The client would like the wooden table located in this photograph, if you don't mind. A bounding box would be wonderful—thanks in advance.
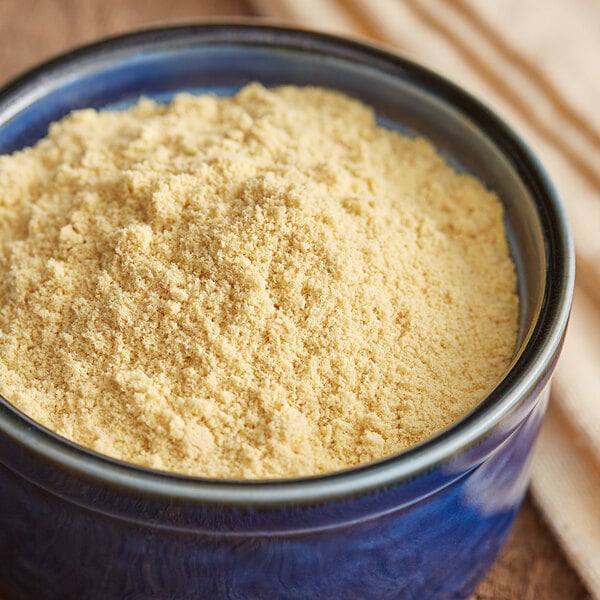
[0,1,590,598]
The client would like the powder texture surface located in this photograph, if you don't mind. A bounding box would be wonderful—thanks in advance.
[0,84,518,479]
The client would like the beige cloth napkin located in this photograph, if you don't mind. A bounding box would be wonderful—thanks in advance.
[249,1,600,597]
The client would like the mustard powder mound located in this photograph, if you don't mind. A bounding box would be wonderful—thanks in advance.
[0,84,518,479]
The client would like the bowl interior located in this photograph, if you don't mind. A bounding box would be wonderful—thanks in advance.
[0,25,570,501]
[0,32,543,354]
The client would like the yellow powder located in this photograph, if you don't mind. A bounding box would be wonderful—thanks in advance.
[0,83,518,479]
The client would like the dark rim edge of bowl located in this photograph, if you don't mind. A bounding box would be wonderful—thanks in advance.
[0,22,575,507]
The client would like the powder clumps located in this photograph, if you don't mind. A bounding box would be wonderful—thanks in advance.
[0,83,518,479]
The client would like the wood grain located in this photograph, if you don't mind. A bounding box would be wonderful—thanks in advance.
[0,0,590,598]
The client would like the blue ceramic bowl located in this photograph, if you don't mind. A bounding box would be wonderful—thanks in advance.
[0,24,574,600]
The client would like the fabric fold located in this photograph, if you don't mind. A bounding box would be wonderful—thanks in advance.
[532,402,600,598]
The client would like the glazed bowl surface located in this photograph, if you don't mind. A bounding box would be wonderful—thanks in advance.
[0,23,574,600]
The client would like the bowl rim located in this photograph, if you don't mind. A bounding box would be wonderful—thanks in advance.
[0,22,575,507]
